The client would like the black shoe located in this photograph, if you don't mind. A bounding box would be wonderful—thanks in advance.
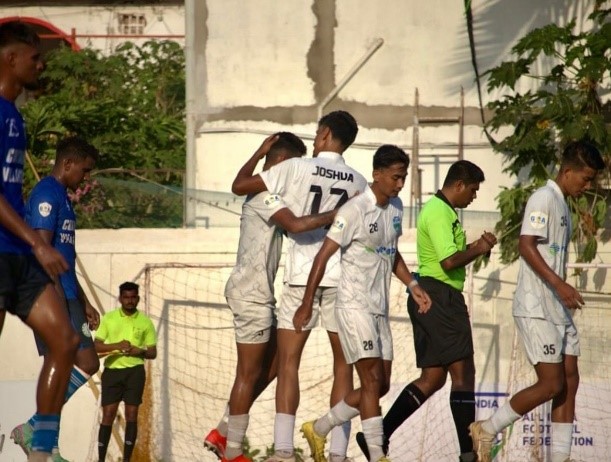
[356,431,389,460]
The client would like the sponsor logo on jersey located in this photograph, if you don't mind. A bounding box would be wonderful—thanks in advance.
[365,245,397,256]
[331,216,346,232]
[38,202,52,217]
[62,219,75,231]
[548,242,567,255]
[393,216,401,232]
[529,211,548,229]
[312,166,354,182]
[264,193,282,208]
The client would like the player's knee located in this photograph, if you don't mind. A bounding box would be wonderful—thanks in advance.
[79,354,100,376]
[236,364,262,385]
[541,378,565,399]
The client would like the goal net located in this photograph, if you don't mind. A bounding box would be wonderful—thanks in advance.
[87,261,611,462]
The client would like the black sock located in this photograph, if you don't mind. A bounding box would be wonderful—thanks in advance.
[98,424,112,462]
[383,382,427,438]
[124,421,138,462]
[449,390,476,454]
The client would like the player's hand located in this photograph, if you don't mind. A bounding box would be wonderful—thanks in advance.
[555,281,584,310]
[32,242,69,278]
[254,134,280,160]
[118,340,131,353]
[411,285,432,313]
[293,303,313,333]
[85,302,100,330]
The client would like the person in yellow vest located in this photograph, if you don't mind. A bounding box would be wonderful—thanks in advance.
[94,281,157,462]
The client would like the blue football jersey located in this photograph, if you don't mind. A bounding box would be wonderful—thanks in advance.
[0,96,29,254]
[26,176,78,299]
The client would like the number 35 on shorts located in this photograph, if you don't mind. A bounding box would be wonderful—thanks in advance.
[543,344,556,355]
[362,340,374,351]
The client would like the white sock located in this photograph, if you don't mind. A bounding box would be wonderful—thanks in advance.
[551,422,573,462]
[362,416,384,462]
[225,414,249,459]
[274,413,295,454]
[217,403,230,436]
[329,421,351,458]
[314,400,359,436]
[483,401,521,434]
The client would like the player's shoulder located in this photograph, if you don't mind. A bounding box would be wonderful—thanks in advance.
[389,196,403,210]
[30,176,63,199]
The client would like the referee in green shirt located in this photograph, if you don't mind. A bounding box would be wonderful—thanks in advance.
[95,281,157,462]
[357,160,497,462]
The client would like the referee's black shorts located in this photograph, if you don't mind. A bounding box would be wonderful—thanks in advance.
[101,364,146,406]
[407,276,473,368]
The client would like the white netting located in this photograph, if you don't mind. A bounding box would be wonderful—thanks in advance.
[86,261,611,462]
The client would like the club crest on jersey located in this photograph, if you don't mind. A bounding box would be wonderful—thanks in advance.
[528,211,548,229]
[331,216,347,233]
[38,202,52,217]
[81,322,92,338]
[393,216,401,232]
[264,194,282,208]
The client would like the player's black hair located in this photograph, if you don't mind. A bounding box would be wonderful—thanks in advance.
[561,140,605,171]
[119,281,139,294]
[373,144,410,170]
[56,136,99,163]
[318,110,358,150]
[0,21,40,49]
[443,160,485,187]
[268,132,306,161]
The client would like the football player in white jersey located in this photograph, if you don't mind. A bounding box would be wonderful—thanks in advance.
[470,141,605,462]
[205,132,341,462]
[294,145,431,462]
[232,111,368,462]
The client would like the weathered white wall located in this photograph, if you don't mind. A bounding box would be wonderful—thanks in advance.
[0,5,184,52]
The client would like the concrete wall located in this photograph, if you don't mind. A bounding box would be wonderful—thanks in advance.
[0,4,185,53]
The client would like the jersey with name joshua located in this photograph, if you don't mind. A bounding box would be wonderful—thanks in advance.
[259,151,368,287]
[326,187,403,315]
[25,176,78,299]
[224,191,288,304]
[513,179,572,325]
[0,96,30,254]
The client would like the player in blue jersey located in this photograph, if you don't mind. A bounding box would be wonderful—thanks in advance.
[11,136,101,461]
[0,21,79,462]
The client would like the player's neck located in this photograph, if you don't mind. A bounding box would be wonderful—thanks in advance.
[0,78,23,102]
[371,184,390,207]
[51,170,68,188]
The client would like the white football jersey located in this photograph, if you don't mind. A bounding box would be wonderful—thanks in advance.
[326,187,403,315]
[513,180,572,324]
[224,192,287,304]
[260,151,368,286]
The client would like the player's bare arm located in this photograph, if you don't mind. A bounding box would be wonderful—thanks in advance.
[77,279,100,330]
[293,237,340,332]
[519,234,584,310]
[393,250,432,313]
[0,195,68,277]
[33,227,68,307]
[271,207,337,234]
[441,231,497,271]
[231,134,279,195]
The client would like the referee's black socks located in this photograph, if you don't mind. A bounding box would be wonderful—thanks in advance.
[383,382,428,437]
